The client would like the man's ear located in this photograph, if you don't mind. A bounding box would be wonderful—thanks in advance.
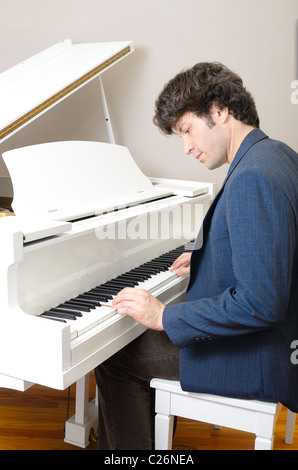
[212,103,229,123]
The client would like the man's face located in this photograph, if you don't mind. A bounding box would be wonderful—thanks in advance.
[176,109,229,170]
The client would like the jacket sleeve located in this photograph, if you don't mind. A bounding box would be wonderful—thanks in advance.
[163,166,296,348]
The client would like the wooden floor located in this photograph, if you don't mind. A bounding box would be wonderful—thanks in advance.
[0,372,297,450]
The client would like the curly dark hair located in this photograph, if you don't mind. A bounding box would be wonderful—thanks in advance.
[153,62,260,134]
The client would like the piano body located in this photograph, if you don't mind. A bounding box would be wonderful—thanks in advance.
[0,40,214,447]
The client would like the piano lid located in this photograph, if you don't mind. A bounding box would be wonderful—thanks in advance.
[0,39,134,143]
[2,141,172,222]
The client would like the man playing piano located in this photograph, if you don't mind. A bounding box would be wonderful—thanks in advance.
[95,62,298,449]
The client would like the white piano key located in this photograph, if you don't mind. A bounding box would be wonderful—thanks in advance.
[69,305,115,340]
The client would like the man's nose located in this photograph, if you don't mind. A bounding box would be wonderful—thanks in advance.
[184,140,195,155]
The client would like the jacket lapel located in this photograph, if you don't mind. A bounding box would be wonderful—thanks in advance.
[188,129,268,288]
[203,128,268,229]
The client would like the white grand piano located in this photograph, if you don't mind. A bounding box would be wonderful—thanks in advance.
[0,40,214,447]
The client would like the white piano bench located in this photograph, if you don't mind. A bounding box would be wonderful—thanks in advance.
[151,378,283,450]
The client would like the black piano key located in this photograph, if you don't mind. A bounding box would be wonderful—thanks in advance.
[112,277,140,284]
[118,274,149,282]
[79,294,110,303]
[154,255,172,261]
[93,287,120,295]
[127,270,152,279]
[41,315,67,323]
[52,307,83,317]
[51,307,82,317]
[59,301,91,312]
[89,284,115,297]
[85,290,118,299]
[75,294,103,304]
[104,280,138,288]
[78,293,105,301]
[159,252,179,258]
[141,263,167,272]
[164,253,182,260]
[148,258,172,265]
[94,284,119,291]
[70,298,99,308]
[113,277,136,284]
[136,266,161,274]
[156,260,173,267]
[151,260,172,267]
[42,310,78,320]
[150,260,170,266]
[82,289,113,299]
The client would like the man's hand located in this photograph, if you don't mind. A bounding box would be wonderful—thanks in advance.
[170,252,191,276]
[112,288,165,331]
[111,253,191,330]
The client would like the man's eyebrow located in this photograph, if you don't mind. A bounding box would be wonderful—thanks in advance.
[175,121,184,135]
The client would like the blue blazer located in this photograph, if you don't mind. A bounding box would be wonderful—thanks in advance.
[163,129,298,411]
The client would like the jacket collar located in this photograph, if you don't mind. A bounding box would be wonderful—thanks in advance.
[201,129,267,230]
[226,128,268,180]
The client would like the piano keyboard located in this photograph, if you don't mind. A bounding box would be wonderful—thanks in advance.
[41,244,189,340]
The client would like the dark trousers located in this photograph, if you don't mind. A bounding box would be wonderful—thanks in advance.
[95,329,179,450]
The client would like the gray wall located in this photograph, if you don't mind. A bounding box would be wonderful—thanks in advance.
[0,0,297,193]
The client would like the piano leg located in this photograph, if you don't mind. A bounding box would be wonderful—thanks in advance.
[0,373,34,391]
[64,374,98,448]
